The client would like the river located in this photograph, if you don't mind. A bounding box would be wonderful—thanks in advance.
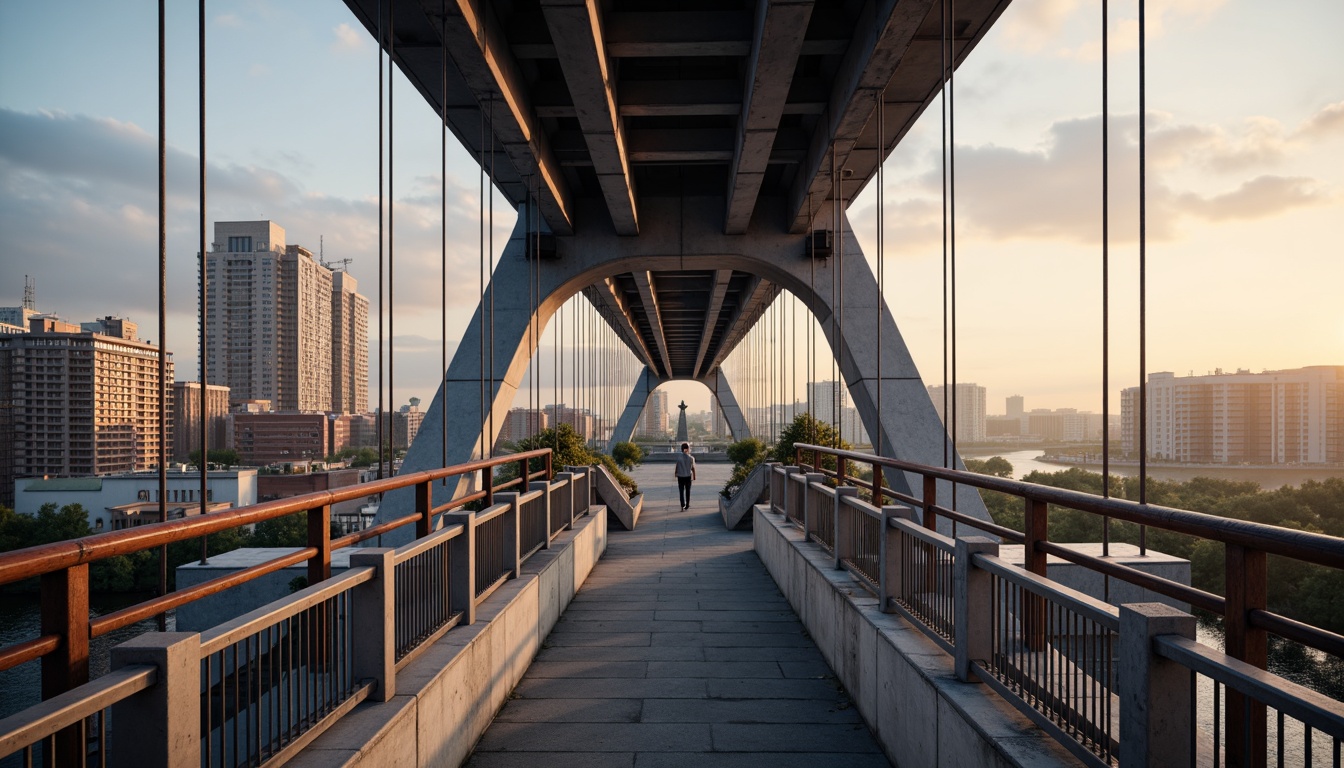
[960,448,1344,490]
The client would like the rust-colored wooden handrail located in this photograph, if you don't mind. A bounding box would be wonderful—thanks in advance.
[0,447,553,715]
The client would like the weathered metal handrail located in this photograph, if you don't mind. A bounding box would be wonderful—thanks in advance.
[0,663,156,764]
[0,447,552,765]
[1153,634,1344,764]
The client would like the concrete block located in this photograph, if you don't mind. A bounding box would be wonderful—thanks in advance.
[875,636,936,768]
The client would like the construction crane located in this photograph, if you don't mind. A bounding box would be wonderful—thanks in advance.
[317,236,353,272]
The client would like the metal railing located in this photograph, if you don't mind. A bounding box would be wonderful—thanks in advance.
[0,448,553,767]
[392,523,465,665]
[1154,634,1344,767]
[773,444,1344,766]
[198,566,374,767]
[0,664,155,767]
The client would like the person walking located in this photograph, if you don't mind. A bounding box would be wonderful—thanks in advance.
[674,442,697,510]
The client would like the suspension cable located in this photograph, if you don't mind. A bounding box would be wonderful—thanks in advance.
[157,0,168,628]
[478,94,486,461]
[940,0,949,472]
[876,88,884,455]
[488,96,495,457]
[441,5,448,476]
[197,0,208,564]
[949,0,959,527]
[377,0,386,480]
[1101,0,1112,556]
[1138,0,1148,553]
[389,0,397,464]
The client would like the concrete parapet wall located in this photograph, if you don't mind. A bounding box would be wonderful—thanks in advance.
[290,506,608,767]
[753,505,1079,768]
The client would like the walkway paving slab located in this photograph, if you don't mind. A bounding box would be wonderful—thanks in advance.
[464,463,891,767]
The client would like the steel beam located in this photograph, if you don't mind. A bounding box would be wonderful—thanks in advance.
[692,270,734,380]
[726,0,814,235]
[632,271,675,380]
[540,0,639,236]
[786,0,935,233]
[435,0,576,234]
[705,276,778,374]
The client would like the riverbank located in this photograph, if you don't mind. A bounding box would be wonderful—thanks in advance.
[960,448,1344,490]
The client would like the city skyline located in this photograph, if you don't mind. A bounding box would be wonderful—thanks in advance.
[1,0,1340,418]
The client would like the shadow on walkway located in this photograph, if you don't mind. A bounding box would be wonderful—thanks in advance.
[464,463,892,768]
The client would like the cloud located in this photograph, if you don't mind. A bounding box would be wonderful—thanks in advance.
[1173,175,1328,221]
[0,107,516,405]
[1006,0,1229,61]
[1297,101,1344,141]
[332,23,366,54]
[214,13,244,28]
[871,111,1332,248]
[1000,0,1081,55]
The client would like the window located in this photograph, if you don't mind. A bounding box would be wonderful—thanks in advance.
[228,236,253,252]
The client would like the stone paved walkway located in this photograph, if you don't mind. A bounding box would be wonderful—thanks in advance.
[464,462,891,768]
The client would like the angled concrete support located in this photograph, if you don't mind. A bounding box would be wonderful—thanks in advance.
[607,365,664,452]
[378,196,988,541]
[697,369,749,442]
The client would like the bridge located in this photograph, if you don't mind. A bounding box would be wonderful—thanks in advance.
[2,1,1343,767]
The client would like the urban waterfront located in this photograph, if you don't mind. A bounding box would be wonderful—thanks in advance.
[963,448,1344,491]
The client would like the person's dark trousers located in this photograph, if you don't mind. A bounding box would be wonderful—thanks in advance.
[677,476,692,508]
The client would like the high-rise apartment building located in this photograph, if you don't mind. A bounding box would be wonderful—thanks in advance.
[807,380,847,429]
[0,316,173,506]
[204,221,366,414]
[927,383,988,443]
[172,382,230,461]
[331,271,369,414]
[637,389,669,437]
[1122,367,1344,464]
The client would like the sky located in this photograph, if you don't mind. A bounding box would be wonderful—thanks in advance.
[1,0,1340,422]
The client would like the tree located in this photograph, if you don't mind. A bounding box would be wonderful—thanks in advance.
[188,448,241,467]
[770,413,850,467]
[505,423,640,495]
[611,441,645,471]
[965,456,1014,478]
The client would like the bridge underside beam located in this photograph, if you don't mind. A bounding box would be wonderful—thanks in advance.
[378,196,987,542]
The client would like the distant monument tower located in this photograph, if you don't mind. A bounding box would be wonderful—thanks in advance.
[675,400,689,443]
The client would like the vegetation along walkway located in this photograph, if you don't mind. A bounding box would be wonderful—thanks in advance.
[464,462,891,768]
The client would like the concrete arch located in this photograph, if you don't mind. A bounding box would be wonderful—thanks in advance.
[376,196,987,541]
[606,366,750,453]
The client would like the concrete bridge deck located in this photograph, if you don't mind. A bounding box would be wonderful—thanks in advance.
[465,463,890,768]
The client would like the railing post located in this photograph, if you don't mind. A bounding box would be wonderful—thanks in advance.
[307,504,332,587]
[531,481,554,549]
[879,505,915,614]
[444,512,476,625]
[545,450,553,480]
[833,486,858,570]
[518,457,529,487]
[870,460,882,505]
[1224,543,1268,767]
[800,473,823,542]
[483,464,494,508]
[813,447,821,475]
[40,564,89,766]
[837,455,846,483]
[348,548,395,701]
[921,474,938,531]
[504,498,521,578]
[954,537,998,682]
[415,480,432,539]
[1023,497,1049,651]
[109,632,200,768]
[1119,603,1195,768]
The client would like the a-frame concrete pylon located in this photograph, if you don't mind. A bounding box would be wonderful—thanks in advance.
[605,366,751,453]
[376,197,987,543]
